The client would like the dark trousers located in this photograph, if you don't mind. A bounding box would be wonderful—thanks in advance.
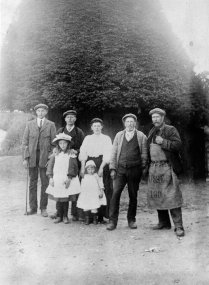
[29,166,48,211]
[57,201,69,219]
[109,165,142,224]
[157,207,183,229]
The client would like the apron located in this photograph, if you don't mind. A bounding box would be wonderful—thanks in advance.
[147,143,183,210]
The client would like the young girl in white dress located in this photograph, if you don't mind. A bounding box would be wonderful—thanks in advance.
[46,133,81,224]
[77,160,107,225]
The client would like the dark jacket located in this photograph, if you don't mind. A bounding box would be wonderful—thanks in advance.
[148,124,183,175]
[57,126,84,153]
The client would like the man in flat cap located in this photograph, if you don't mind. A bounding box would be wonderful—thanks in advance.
[107,113,148,230]
[51,110,85,221]
[147,108,184,237]
[22,103,56,216]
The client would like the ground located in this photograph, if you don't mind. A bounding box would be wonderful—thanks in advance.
[0,156,209,285]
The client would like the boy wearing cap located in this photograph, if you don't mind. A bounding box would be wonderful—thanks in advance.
[107,114,148,230]
[22,104,56,217]
[147,108,184,237]
[54,110,84,221]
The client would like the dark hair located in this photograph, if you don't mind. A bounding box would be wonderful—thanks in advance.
[56,140,74,153]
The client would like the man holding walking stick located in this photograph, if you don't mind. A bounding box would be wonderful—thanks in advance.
[22,104,56,217]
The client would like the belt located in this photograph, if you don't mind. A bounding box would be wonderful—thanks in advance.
[151,160,168,165]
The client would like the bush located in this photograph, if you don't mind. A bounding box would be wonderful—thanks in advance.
[0,112,35,155]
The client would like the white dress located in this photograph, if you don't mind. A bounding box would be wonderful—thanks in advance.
[46,152,81,199]
[77,173,107,211]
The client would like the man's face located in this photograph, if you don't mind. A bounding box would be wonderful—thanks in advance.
[65,115,76,126]
[152,113,164,127]
[124,117,136,132]
[36,108,48,119]
[91,122,103,134]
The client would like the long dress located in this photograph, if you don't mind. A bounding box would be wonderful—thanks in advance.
[77,173,107,211]
[46,152,81,202]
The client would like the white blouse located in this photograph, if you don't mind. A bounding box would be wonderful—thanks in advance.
[79,134,112,164]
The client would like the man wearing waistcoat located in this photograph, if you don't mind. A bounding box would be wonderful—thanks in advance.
[107,114,148,230]
[22,104,56,217]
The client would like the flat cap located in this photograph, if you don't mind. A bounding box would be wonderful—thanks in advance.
[122,113,137,122]
[53,133,72,143]
[63,110,77,117]
[149,108,166,116]
[34,103,48,111]
[90,118,103,125]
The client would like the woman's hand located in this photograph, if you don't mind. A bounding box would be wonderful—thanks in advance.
[49,178,54,187]
[79,168,85,178]
[23,159,29,169]
[110,170,116,180]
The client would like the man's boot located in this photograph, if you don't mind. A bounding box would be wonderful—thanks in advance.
[106,220,117,231]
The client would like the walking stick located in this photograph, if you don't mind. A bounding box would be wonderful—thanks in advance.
[24,166,29,215]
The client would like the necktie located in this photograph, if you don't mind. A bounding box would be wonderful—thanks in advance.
[40,119,42,129]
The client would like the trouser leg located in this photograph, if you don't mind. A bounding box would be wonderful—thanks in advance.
[157,210,171,227]
[29,167,38,211]
[127,166,142,223]
[39,167,49,210]
[63,202,69,217]
[100,165,113,219]
[109,173,127,224]
[170,207,183,229]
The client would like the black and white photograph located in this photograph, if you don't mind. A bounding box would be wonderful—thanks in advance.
[0,0,209,284]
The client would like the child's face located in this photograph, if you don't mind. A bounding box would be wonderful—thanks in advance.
[86,166,95,175]
[58,140,68,151]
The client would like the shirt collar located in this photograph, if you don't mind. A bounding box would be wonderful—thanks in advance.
[66,125,75,132]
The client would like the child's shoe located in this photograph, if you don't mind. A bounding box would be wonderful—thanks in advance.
[93,214,98,225]
[84,215,90,225]
[63,216,70,224]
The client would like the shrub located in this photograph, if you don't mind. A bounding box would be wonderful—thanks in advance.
[0,112,35,155]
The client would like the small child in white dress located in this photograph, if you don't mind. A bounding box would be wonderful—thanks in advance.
[77,160,107,225]
[46,133,81,224]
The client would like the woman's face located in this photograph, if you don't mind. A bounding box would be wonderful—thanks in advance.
[58,140,68,151]
[91,122,103,134]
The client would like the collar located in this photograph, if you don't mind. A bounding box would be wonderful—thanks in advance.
[37,118,45,123]
[125,128,136,134]
[66,125,75,132]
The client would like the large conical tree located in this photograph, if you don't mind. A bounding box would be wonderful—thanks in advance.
[1,0,193,122]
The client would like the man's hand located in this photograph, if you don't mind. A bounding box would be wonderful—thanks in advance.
[23,159,29,169]
[141,167,148,181]
[155,135,163,145]
[110,170,116,180]
[49,178,54,187]
[64,178,71,189]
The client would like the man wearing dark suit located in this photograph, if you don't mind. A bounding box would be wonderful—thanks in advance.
[22,103,56,217]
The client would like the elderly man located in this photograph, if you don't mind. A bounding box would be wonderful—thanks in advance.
[107,113,148,230]
[22,103,56,217]
[147,108,184,237]
[51,110,85,221]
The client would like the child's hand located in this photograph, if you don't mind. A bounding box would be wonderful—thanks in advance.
[99,189,104,199]
[49,178,54,187]
[64,178,71,189]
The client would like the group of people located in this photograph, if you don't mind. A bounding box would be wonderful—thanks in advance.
[22,103,185,237]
